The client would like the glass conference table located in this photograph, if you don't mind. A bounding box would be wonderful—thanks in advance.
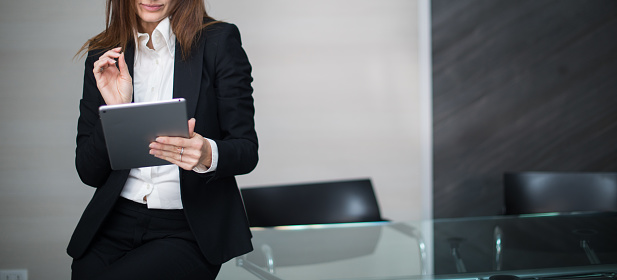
[218,212,617,280]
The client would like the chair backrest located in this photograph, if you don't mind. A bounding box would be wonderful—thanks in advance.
[240,178,384,227]
[503,172,617,215]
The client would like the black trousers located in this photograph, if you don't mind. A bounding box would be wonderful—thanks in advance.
[71,198,221,280]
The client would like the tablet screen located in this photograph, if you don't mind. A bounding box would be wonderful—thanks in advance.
[99,98,189,170]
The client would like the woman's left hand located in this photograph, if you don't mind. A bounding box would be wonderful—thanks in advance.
[149,118,212,170]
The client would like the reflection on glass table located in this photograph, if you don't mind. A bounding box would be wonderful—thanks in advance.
[218,212,617,280]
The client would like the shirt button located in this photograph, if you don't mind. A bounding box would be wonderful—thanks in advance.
[146,184,152,190]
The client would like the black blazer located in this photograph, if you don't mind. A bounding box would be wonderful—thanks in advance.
[67,22,257,265]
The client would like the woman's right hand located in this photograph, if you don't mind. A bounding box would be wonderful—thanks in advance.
[93,47,133,105]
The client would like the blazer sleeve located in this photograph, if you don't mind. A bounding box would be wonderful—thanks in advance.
[75,50,113,187]
[209,24,259,179]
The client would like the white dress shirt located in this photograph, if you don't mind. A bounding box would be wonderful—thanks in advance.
[120,17,218,209]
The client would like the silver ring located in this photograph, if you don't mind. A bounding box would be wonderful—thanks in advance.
[180,147,184,162]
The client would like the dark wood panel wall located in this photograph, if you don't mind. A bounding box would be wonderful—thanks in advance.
[432,0,617,218]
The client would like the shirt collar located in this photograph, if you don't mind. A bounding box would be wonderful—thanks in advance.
[136,17,176,57]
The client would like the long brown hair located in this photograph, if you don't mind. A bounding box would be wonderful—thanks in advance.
[77,0,218,59]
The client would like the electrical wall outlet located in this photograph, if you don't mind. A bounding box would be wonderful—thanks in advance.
[0,270,28,280]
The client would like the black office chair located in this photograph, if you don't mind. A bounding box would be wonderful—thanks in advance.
[503,172,617,215]
[240,178,385,227]
[237,179,387,278]
[499,172,617,268]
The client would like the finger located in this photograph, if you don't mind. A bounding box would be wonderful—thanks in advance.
[188,118,196,137]
[94,57,117,74]
[150,149,197,170]
[118,52,130,77]
[149,141,182,153]
[103,47,122,57]
[104,57,117,68]
[98,50,121,64]
[150,147,194,165]
[93,62,103,77]
[150,148,182,161]
[158,156,194,171]
[155,136,191,149]
[93,58,107,72]
[97,49,121,67]
[150,139,200,160]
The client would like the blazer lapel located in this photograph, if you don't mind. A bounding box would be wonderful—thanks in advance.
[173,36,206,118]
[124,42,136,102]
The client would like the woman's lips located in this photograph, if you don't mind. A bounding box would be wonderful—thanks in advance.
[140,4,164,12]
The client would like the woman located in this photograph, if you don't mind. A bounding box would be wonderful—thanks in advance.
[68,0,258,279]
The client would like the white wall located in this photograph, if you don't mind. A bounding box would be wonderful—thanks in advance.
[0,1,430,279]
[207,0,429,222]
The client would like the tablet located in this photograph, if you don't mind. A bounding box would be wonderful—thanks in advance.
[99,98,189,170]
